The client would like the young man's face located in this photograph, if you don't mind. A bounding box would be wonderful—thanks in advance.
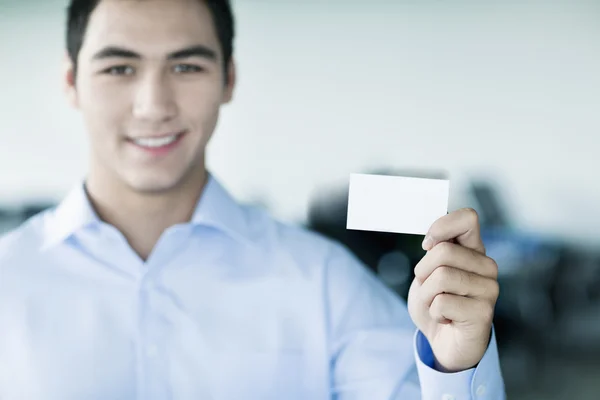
[65,0,234,194]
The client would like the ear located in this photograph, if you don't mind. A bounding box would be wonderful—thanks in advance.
[222,58,236,104]
[63,52,79,109]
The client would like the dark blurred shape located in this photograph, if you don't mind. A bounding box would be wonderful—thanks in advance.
[0,202,55,234]
[22,204,53,220]
[469,181,510,228]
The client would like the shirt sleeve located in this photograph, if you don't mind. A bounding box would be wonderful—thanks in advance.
[415,327,506,400]
[324,242,506,400]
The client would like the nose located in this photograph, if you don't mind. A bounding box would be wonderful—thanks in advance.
[132,73,177,123]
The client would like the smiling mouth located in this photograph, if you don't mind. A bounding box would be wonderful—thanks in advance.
[125,131,188,156]
[128,131,186,148]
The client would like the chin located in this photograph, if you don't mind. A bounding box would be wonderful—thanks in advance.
[123,173,184,194]
[120,158,205,195]
[126,167,204,195]
[127,181,179,195]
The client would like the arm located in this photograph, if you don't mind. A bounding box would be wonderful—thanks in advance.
[325,243,505,399]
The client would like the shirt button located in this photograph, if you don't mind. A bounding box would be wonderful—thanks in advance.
[146,344,158,358]
[442,395,456,400]
[476,384,486,396]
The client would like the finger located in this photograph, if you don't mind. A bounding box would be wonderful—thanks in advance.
[414,242,498,283]
[419,266,500,308]
[430,293,495,325]
[422,208,485,254]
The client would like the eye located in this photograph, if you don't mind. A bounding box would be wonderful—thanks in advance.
[102,66,135,76]
[173,64,204,74]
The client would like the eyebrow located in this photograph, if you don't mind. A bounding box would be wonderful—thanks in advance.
[91,45,218,62]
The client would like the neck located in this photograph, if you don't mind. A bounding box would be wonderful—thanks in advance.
[85,164,208,261]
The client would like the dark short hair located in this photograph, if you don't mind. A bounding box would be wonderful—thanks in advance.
[66,0,235,83]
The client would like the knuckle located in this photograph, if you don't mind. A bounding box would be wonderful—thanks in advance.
[433,266,453,284]
[487,257,499,278]
[430,293,445,312]
[413,259,425,281]
[490,280,500,299]
[480,278,499,300]
[438,293,452,307]
[464,207,479,222]
[433,241,454,261]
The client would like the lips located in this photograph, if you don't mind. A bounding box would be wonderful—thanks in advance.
[127,130,187,155]
[131,133,181,148]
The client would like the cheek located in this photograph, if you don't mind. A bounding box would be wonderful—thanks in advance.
[82,82,131,115]
[177,81,224,115]
[177,85,223,134]
[79,82,131,137]
[77,82,131,157]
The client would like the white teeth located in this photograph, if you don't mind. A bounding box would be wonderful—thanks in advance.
[133,134,179,148]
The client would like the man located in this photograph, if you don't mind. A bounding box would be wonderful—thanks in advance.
[0,0,504,398]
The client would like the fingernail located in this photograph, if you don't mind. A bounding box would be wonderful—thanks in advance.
[422,235,433,250]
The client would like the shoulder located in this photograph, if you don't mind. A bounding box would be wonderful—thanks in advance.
[241,205,363,275]
[0,211,49,266]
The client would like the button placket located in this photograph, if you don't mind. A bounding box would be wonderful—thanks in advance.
[137,274,170,399]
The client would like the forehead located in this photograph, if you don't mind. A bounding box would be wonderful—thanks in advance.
[81,0,220,58]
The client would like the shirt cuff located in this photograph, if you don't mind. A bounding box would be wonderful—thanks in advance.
[413,327,505,400]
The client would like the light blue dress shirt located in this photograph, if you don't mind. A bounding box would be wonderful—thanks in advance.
[0,175,504,399]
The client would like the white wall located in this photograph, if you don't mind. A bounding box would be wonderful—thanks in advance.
[1,1,599,246]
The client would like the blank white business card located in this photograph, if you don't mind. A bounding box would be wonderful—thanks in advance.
[346,173,449,235]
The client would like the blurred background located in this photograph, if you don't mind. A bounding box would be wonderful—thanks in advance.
[1,0,599,398]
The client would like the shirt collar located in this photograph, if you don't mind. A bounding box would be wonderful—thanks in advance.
[189,174,252,244]
[42,174,252,250]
